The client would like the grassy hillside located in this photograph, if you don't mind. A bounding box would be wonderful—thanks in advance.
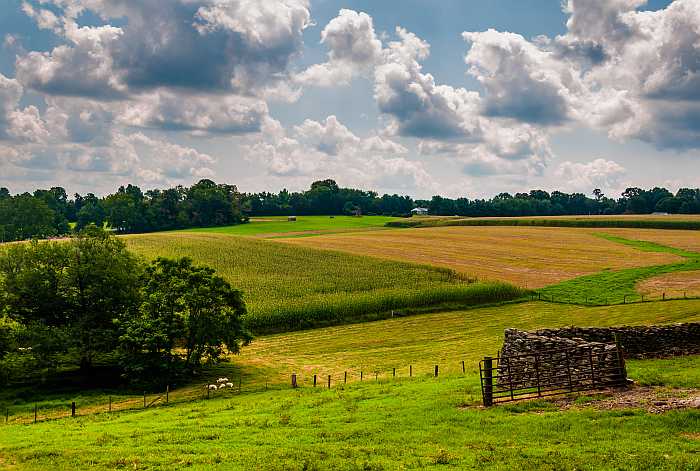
[4,299,699,424]
[124,233,523,333]
[185,215,399,238]
[1,360,698,469]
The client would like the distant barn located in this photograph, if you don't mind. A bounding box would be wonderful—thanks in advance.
[411,207,429,216]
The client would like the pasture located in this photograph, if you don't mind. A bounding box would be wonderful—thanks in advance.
[1,299,699,469]
[282,226,682,288]
[185,215,398,238]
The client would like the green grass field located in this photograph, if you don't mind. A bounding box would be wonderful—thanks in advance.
[539,234,700,304]
[124,232,523,333]
[186,215,399,238]
[2,297,700,469]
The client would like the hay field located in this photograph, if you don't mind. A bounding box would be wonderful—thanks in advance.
[594,228,700,252]
[637,271,700,298]
[282,226,682,288]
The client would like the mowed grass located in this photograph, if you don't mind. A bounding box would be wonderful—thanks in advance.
[234,300,700,385]
[123,232,523,333]
[539,234,700,304]
[185,215,399,238]
[2,301,699,469]
[282,226,681,288]
[596,227,700,253]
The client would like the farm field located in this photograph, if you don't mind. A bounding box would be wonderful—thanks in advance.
[281,226,682,288]
[638,271,700,298]
[595,227,700,253]
[388,214,700,230]
[4,298,699,424]
[123,232,522,333]
[1,300,699,470]
[184,215,399,238]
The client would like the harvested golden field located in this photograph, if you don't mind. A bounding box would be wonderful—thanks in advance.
[594,228,700,253]
[282,226,682,288]
[637,271,700,298]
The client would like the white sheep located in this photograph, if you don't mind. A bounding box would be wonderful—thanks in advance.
[216,377,229,384]
[208,384,218,390]
[226,382,234,388]
[218,383,227,389]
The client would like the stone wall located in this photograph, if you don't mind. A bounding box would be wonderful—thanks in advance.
[528,323,700,359]
[497,329,624,391]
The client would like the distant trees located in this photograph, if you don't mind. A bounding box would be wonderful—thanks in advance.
[0,229,250,387]
[2,180,700,242]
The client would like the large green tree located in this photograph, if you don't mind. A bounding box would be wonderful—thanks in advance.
[120,257,251,383]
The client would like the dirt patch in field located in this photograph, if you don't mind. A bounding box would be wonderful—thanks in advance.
[282,226,682,288]
[554,387,700,414]
[637,271,700,298]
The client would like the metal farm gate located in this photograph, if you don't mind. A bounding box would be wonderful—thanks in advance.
[479,346,628,406]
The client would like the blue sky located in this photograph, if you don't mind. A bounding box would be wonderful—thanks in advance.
[1,0,698,198]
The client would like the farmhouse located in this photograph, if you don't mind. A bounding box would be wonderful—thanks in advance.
[411,207,429,216]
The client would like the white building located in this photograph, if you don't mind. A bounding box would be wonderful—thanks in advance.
[411,207,429,216]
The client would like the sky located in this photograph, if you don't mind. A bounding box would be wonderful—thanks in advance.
[0,0,699,199]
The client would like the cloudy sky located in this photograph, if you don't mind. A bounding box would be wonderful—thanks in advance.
[1,0,699,198]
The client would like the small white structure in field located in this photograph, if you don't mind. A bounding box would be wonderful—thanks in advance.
[411,207,429,216]
[288,216,297,222]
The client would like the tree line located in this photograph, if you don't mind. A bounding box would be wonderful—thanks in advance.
[2,179,699,241]
[0,228,251,388]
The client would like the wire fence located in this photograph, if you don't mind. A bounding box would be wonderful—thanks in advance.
[2,360,474,426]
[531,290,700,306]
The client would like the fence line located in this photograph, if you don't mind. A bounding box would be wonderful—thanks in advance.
[2,361,474,426]
[532,291,700,306]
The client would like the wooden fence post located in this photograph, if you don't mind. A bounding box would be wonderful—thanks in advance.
[291,374,297,388]
[663,292,666,301]
[534,354,542,397]
[462,360,465,374]
[483,357,493,407]
[434,365,439,377]
[360,371,363,381]
[71,401,76,417]
[313,374,317,387]
[34,404,37,423]
[393,367,396,378]
[166,385,169,404]
[328,375,331,389]
[109,396,112,412]
[344,371,347,384]
[143,392,146,408]
[409,365,412,377]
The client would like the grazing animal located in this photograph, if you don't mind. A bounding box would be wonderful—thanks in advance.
[216,377,229,384]
[226,382,234,388]
[208,384,218,390]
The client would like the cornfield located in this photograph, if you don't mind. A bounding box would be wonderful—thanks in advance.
[124,233,525,333]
